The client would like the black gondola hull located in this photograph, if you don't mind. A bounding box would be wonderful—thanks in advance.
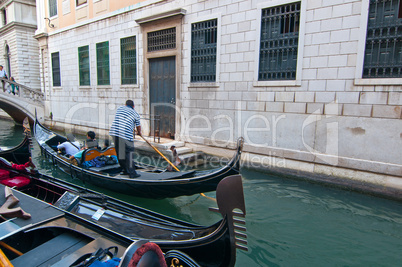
[34,116,243,199]
[0,157,247,267]
[0,134,31,165]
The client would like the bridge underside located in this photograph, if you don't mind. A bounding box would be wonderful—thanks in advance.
[0,100,35,125]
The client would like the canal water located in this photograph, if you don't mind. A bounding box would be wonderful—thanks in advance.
[1,119,402,266]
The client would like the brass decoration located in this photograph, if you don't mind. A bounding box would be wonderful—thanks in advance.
[170,258,183,267]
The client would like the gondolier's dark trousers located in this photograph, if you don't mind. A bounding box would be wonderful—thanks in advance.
[112,136,138,178]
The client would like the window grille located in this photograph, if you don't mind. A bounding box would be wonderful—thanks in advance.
[191,19,217,83]
[363,0,402,78]
[51,52,61,87]
[49,0,57,17]
[147,28,176,52]
[121,36,137,84]
[259,3,300,81]
[78,46,90,86]
[96,41,110,85]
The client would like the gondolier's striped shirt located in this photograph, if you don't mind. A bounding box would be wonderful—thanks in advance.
[109,105,141,141]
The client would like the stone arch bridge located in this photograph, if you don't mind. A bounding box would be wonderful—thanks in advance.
[0,78,45,124]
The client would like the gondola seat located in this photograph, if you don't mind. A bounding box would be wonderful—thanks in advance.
[102,147,118,157]
[82,149,102,163]
[0,169,10,179]
[0,176,30,188]
[82,147,117,162]
[11,230,91,266]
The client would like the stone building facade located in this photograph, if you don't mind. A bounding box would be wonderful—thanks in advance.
[34,0,401,190]
[0,0,40,90]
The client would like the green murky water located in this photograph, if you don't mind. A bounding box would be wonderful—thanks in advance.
[1,119,401,266]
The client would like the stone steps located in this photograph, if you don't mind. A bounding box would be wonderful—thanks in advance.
[133,138,208,165]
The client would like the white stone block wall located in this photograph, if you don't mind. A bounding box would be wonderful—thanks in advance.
[0,0,40,91]
[42,0,401,178]
[0,25,40,90]
[15,26,41,90]
[177,0,401,176]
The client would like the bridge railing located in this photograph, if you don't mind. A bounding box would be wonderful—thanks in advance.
[1,78,44,104]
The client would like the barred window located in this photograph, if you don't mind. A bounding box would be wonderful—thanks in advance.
[51,52,61,87]
[78,46,90,86]
[259,3,300,81]
[121,36,137,84]
[96,41,110,85]
[147,28,176,52]
[191,19,217,83]
[363,0,402,78]
[49,0,57,17]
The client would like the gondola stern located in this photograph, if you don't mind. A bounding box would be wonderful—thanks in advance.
[214,174,248,265]
[0,118,33,165]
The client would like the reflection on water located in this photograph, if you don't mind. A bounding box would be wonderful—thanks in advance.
[0,121,25,148]
[1,118,402,266]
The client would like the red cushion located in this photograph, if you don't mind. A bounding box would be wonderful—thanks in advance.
[0,169,10,180]
[0,176,30,188]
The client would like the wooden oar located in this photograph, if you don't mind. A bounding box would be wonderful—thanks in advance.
[0,241,23,256]
[0,247,15,266]
[200,193,216,202]
[139,135,180,172]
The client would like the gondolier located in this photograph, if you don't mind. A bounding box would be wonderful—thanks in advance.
[109,100,142,178]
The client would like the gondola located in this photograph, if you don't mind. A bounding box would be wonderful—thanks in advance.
[0,157,247,266]
[34,114,243,199]
[0,118,32,165]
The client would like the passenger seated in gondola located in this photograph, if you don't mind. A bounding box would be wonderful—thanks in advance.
[57,134,80,157]
[85,131,99,149]
[68,131,99,164]
[167,145,182,171]
[68,150,84,166]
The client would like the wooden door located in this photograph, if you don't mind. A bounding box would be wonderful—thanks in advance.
[149,56,176,139]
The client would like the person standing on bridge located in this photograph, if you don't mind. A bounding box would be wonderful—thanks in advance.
[109,100,142,178]
[9,77,19,95]
[0,65,8,92]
